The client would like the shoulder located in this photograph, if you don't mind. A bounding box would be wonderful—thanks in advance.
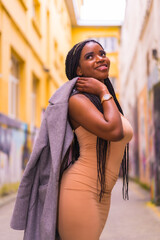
[69,92,89,102]
[69,93,95,110]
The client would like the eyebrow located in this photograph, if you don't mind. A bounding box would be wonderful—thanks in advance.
[84,51,94,58]
[84,50,105,58]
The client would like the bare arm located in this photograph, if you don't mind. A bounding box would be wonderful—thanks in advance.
[69,77,124,141]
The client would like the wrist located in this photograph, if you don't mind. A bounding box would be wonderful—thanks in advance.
[101,93,113,104]
[99,88,109,99]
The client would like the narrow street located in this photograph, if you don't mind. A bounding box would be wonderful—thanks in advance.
[100,179,160,240]
[0,199,24,240]
[0,0,160,239]
[0,179,160,240]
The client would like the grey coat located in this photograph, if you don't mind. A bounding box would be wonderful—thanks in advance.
[10,77,78,240]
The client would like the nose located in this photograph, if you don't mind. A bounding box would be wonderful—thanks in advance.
[95,54,104,62]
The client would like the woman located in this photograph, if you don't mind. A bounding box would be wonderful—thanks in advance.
[58,39,133,240]
[10,39,133,240]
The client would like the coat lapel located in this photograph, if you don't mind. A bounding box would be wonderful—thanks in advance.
[49,77,77,105]
[47,77,77,177]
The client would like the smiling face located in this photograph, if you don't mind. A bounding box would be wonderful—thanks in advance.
[76,41,110,81]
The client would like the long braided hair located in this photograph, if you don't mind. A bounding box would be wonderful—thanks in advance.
[65,39,129,201]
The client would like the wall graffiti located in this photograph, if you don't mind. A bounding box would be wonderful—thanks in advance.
[137,86,150,185]
[0,113,37,187]
[147,89,155,200]
[153,83,160,203]
[147,66,160,203]
[128,102,139,178]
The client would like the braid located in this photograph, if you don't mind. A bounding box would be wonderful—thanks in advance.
[65,39,129,201]
[104,78,129,200]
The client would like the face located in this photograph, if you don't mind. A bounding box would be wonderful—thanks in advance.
[76,42,110,81]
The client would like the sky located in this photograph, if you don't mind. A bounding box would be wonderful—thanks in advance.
[78,0,126,26]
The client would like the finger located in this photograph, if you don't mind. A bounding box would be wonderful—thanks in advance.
[76,84,88,91]
[76,86,84,92]
[76,80,88,85]
[76,80,85,85]
[76,82,91,91]
[78,77,95,81]
[77,77,90,81]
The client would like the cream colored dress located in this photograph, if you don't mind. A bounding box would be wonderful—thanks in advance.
[58,116,133,240]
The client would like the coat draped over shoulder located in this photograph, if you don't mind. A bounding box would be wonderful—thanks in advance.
[10,78,78,240]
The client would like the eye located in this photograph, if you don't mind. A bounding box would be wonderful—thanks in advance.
[86,54,93,60]
[100,51,106,57]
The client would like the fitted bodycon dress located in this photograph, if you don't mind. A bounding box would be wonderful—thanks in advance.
[58,115,133,240]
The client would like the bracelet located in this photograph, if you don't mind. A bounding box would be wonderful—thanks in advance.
[101,94,112,104]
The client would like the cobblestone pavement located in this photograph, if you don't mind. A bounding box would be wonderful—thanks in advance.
[0,179,160,240]
[100,179,160,240]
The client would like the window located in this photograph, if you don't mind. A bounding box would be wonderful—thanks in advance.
[19,0,28,11]
[53,40,59,69]
[32,0,40,23]
[32,0,41,36]
[46,11,50,65]
[9,55,21,118]
[93,37,118,53]
[104,37,118,53]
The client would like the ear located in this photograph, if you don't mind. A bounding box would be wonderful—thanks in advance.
[76,66,83,76]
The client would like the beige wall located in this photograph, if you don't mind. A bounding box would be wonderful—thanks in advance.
[119,0,160,189]
[119,0,159,113]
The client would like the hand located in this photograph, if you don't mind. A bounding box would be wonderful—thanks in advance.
[76,77,109,97]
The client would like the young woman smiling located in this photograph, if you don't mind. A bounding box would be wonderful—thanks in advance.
[58,40,133,240]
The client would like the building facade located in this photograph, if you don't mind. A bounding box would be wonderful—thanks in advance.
[0,0,72,127]
[0,0,72,191]
[119,0,160,203]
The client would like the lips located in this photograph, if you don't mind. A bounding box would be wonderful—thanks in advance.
[95,64,108,71]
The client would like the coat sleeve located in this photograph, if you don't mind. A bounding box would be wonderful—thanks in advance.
[10,117,49,230]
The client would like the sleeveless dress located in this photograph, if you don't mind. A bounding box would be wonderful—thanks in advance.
[58,116,133,240]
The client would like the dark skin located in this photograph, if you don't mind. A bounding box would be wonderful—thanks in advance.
[69,42,124,141]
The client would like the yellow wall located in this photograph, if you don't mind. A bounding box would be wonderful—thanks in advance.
[0,0,72,127]
[72,26,120,44]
